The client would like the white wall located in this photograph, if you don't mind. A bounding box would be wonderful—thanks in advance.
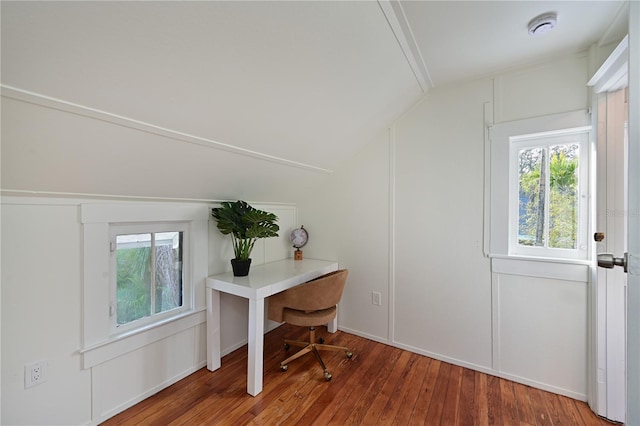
[297,130,391,341]
[298,52,594,399]
[1,197,296,425]
[0,93,331,203]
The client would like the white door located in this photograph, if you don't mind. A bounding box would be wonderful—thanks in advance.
[593,88,627,423]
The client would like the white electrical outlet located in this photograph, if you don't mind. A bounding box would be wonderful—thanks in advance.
[25,360,48,388]
[372,291,382,306]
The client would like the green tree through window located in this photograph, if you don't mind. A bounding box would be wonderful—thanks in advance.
[116,232,183,326]
[518,143,579,249]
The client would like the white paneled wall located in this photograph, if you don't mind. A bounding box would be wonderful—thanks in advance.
[1,197,296,425]
[297,130,391,342]
[393,78,493,370]
[494,272,588,398]
[298,54,593,399]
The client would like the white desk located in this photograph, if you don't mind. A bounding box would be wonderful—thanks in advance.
[205,258,339,396]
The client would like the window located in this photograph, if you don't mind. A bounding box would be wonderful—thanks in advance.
[81,202,208,368]
[110,222,189,333]
[487,110,592,263]
[509,128,589,259]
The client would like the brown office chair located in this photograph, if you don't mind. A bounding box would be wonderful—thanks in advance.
[267,269,352,381]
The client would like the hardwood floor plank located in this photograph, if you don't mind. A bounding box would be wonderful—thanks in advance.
[422,361,451,424]
[389,355,433,425]
[327,344,398,425]
[499,378,519,425]
[474,371,490,426]
[557,395,593,425]
[528,386,554,425]
[376,353,421,424]
[102,329,618,426]
[342,346,406,425]
[294,336,376,425]
[486,374,503,426]
[456,367,476,426]
[359,349,413,424]
[440,364,464,425]
[308,338,386,425]
[411,353,442,424]
[512,381,536,426]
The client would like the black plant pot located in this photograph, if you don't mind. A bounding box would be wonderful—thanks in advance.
[231,258,252,277]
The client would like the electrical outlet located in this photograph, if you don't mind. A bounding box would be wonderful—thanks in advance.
[372,291,382,306]
[25,360,48,388]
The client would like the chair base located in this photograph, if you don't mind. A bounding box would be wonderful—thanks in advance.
[280,326,352,381]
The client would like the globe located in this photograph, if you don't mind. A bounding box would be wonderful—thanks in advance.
[290,226,308,249]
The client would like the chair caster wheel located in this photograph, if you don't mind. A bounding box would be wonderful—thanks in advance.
[324,372,332,381]
[281,365,288,371]
[318,337,325,344]
[346,352,353,359]
[284,343,290,350]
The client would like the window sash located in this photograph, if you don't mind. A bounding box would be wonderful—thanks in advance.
[508,128,589,259]
[109,222,190,335]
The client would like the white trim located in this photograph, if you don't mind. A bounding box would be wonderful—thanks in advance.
[507,128,590,260]
[81,201,209,367]
[81,310,205,369]
[108,222,192,335]
[339,325,587,401]
[377,0,432,91]
[81,202,209,224]
[89,359,207,425]
[483,100,494,257]
[0,85,333,175]
[588,35,629,94]
[491,257,589,282]
[388,125,396,343]
[488,110,592,257]
[627,3,640,423]
[491,273,501,371]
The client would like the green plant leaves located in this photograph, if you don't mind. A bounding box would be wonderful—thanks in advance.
[211,200,280,260]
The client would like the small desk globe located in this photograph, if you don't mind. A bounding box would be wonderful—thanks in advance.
[290,226,308,260]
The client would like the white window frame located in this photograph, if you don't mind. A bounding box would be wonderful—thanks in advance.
[109,221,191,335]
[487,110,593,266]
[80,202,209,369]
[508,127,590,260]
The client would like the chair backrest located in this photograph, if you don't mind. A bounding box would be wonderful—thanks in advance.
[279,269,348,313]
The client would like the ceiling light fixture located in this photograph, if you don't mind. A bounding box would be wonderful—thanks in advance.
[528,13,557,36]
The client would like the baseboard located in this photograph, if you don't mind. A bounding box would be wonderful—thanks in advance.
[338,326,587,401]
[89,361,207,425]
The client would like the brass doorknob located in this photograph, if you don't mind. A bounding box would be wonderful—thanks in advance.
[594,232,605,242]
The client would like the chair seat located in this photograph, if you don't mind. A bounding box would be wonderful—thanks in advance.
[282,306,336,327]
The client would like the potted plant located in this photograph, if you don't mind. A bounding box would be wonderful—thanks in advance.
[211,200,279,276]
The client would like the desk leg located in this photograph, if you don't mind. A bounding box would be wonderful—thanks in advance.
[327,304,338,333]
[328,316,338,333]
[206,288,221,371]
[247,298,265,396]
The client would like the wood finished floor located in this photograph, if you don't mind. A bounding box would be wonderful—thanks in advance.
[102,325,615,425]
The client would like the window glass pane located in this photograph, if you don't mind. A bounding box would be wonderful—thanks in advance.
[548,144,579,249]
[154,232,183,314]
[518,147,546,247]
[116,234,151,325]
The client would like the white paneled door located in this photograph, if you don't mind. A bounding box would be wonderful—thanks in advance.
[593,88,627,423]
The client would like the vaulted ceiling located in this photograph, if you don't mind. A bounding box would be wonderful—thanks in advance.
[1,1,628,200]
